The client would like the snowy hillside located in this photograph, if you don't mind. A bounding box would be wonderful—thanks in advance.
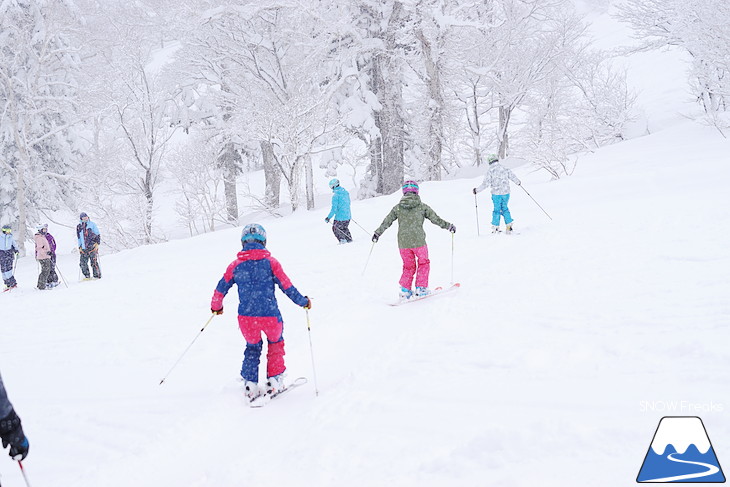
[1,119,729,486]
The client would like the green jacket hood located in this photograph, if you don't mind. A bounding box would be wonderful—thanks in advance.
[398,192,421,210]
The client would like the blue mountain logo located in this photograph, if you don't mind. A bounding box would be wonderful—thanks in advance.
[637,416,725,483]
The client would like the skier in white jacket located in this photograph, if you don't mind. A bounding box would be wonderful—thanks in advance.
[473,154,521,233]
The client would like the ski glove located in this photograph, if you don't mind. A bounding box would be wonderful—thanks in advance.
[303,297,312,309]
[211,307,223,315]
[324,217,330,223]
[0,409,29,461]
[448,224,456,234]
[472,188,477,194]
[372,233,380,243]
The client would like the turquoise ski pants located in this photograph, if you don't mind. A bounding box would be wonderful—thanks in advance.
[491,194,513,226]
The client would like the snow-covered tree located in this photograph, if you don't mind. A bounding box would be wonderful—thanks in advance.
[174,2,348,212]
[0,0,82,253]
[618,0,730,123]
[72,0,182,246]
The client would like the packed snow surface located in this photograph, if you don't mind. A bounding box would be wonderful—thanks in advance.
[2,120,729,486]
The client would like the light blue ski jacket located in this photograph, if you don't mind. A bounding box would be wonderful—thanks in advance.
[1,234,18,252]
[327,186,352,221]
[475,162,521,195]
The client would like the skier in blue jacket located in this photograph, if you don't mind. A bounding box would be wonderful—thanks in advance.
[210,224,311,401]
[0,371,29,462]
[324,178,353,244]
[1,224,19,291]
[76,212,102,279]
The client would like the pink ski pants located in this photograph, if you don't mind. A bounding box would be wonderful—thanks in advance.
[238,315,286,378]
[399,245,430,289]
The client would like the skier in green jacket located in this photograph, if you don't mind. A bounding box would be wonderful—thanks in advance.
[372,181,455,299]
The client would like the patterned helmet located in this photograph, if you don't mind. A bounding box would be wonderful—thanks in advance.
[328,178,340,189]
[241,223,267,246]
[487,154,499,164]
[36,223,48,232]
[402,180,419,194]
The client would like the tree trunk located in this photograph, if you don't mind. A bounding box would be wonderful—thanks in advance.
[498,105,511,159]
[417,28,444,181]
[261,140,281,208]
[16,160,27,256]
[13,125,29,255]
[288,156,302,212]
[366,1,405,195]
[143,167,154,244]
[379,56,404,194]
[218,142,240,224]
[470,83,482,167]
[303,154,314,210]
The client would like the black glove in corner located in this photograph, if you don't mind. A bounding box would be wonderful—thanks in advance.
[0,409,29,460]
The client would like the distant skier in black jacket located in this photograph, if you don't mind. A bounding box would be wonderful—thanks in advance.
[0,371,29,463]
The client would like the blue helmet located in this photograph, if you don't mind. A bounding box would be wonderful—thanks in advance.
[241,223,267,246]
[328,178,340,189]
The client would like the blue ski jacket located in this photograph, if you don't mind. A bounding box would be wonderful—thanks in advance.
[211,242,309,319]
[0,234,18,253]
[327,186,352,221]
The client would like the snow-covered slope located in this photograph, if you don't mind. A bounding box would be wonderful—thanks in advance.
[1,119,729,486]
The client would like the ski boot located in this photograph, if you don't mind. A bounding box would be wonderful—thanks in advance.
[399,286,413,300]
[491,225,501,233]
[415,286,430,297]
[265,374,285,396]
[243,380,261,401]
[505,222,513,234]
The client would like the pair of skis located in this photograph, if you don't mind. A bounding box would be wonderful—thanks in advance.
[248,377,308,408]
[389,282,461,306]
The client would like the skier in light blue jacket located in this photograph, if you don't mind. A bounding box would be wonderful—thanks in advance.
[473,154,521,234]
[1,224,19,290]
[325,179,353,243]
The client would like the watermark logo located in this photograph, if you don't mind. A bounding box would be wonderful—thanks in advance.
[637,416,725,483]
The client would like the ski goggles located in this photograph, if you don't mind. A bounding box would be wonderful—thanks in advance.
[1,228,11,234]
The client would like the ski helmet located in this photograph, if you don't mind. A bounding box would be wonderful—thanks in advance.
[241,223,267,246]
[36,223,48,232]
[328,178,340,189]
[402,180,419,194]
[1,224,11,234]
[487,154,499,164]
[80,212,88,219]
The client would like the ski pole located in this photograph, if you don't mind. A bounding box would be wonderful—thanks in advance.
[519,185,553,221]
[451,233,455,285]
[159,314,216,385]
[474,193,481,236]
[18,460,32,487]
[361,241,375,276]
[305,309,320,397]
[350,218,371,236]
[56,262,69,288]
